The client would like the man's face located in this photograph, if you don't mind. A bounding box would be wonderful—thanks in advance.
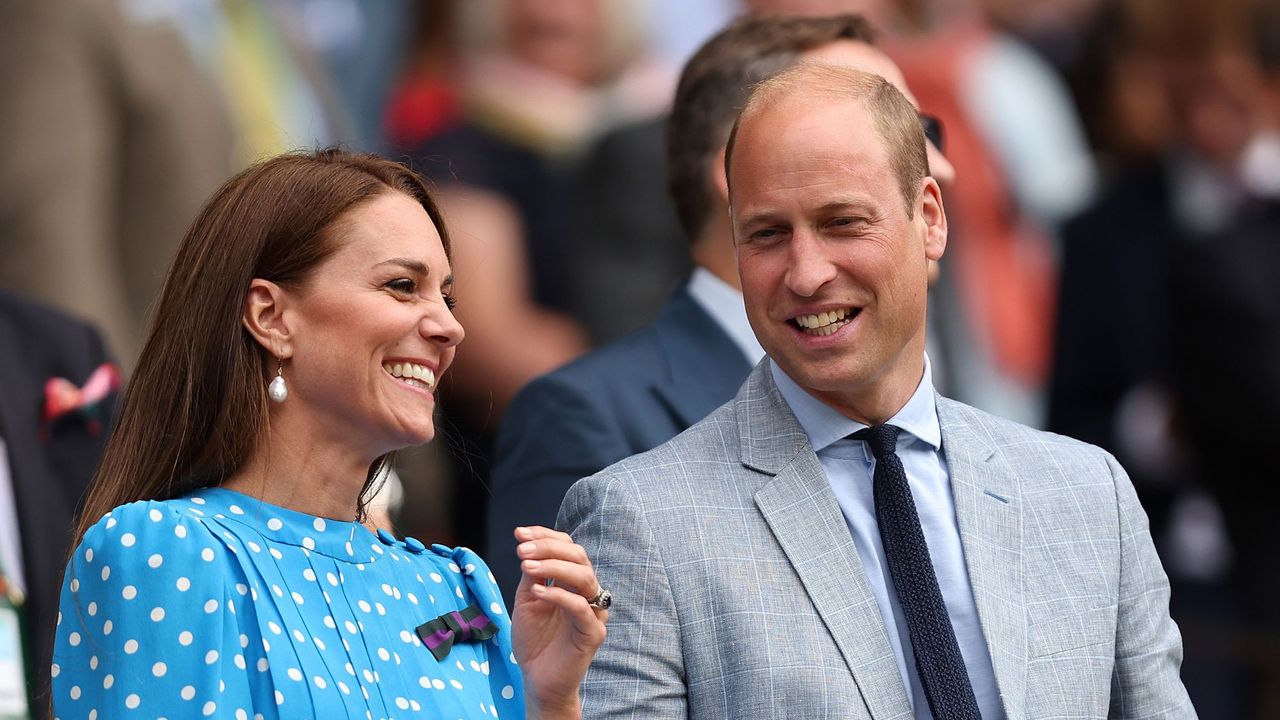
[803,40,956,186]
[729,96,945,420]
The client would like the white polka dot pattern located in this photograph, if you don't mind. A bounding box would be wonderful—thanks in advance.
[52,488,524,718]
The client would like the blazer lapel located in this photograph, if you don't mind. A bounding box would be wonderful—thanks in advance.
[650,287,753,428]
[938,398,1027,719]
[742,364,912,718]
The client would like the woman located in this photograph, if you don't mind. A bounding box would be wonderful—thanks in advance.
[51,150,608,719]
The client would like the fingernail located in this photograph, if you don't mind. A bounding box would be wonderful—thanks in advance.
[522,559,541,570]
[531,582,546,594]
[515,526,530,538]
[517,542,536,555]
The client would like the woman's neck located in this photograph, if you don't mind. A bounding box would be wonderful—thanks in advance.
[222,415,374,521]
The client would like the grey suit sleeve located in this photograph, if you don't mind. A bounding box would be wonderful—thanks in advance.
[558,474,688,719]
[489,374,637,602]
[1106,453,1196,718]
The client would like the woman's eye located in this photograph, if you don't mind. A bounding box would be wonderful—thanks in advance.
[386,278,417,294]
[443,293,457,311]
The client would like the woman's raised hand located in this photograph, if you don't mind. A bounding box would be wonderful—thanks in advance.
[510,526,608,719]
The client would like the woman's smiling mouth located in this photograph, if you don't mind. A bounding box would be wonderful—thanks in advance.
[383,361,436,391]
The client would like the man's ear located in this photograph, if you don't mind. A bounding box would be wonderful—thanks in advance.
[919,176,947,262]
[708,146,730,207]
[242,279,295,359]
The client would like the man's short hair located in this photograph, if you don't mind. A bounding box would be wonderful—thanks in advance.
[725,63,928,217]
[667,14,877,241]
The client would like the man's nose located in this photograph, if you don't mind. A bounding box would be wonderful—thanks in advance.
[784,231,837,297]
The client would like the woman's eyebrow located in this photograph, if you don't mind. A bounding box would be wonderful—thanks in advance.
[372,258,429,274]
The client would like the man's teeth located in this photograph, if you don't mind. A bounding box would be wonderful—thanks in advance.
[794,308,855,335]
[384,362,435,389]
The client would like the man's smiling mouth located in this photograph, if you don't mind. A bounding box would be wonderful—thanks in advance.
[790,308,859,336]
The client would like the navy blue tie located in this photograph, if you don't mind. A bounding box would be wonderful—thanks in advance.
[852,424,981,719]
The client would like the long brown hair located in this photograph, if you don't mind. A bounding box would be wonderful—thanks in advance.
[74,149,450,546]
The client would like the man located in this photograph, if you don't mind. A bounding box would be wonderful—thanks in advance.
[0,289,118,717]
[559,64,1193,718]
[488,14,954,599]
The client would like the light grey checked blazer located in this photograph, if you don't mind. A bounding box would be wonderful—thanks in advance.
[558,362,1195,719]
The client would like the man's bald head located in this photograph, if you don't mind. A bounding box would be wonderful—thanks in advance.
[725,62,929,217]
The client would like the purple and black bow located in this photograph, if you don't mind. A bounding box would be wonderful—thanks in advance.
[416,605,497,661]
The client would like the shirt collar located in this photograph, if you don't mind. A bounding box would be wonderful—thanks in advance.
[771,354,942,453]
[687,267,766,365]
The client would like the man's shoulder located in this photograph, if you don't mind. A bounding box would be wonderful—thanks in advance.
[939,396,1117,471]
[503,323,668,432]
[0,290,112,387]
[0,288,107,361]
[0,289,103,347]
[586,399,744,485]
[558,399,753,532]
[539,323,667,392]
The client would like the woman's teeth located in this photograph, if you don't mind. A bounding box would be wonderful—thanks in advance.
[384,362,435,390]
[794,308,855,336]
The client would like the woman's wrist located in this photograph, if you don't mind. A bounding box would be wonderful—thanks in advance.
[525,689,582,720]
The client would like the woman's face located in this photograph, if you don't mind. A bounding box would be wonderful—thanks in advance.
[283,191,464,456]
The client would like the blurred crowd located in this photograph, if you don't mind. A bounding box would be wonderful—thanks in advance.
[1,0,1277,716]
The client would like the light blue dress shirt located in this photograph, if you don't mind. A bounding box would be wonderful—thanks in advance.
[686,267,766,365]
[771,357,1005,720]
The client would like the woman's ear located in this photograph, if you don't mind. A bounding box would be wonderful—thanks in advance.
[242,279,294,359]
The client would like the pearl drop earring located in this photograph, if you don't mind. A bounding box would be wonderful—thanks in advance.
[268,358,288,403]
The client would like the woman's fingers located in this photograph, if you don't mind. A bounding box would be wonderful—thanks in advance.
[530,583,609,638]
[520,557,599,596]
[514,525,574,545]
[515,535,590,567]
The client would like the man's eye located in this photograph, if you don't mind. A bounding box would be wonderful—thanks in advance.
[386,278,417,294]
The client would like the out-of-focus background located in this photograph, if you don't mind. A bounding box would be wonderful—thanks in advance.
[1,0,1276,715]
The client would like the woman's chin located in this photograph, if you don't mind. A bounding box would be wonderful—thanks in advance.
[393,423,436,450]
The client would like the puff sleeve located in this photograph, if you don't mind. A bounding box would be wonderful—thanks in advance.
[52,501,258,719]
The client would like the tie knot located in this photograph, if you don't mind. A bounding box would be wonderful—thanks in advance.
[852,424,900,459]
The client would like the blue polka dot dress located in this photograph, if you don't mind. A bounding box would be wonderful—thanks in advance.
[52,487,526,719]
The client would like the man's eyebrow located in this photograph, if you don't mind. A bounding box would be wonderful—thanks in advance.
[738,210,785,228]
[815,198,873,215]
[372,258,429,274]
[738,199,873,227]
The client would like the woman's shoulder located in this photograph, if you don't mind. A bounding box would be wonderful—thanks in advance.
[78,495,222,552]
[71,495,236,594]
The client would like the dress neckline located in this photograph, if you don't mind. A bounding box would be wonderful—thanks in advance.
[185,486,386,563]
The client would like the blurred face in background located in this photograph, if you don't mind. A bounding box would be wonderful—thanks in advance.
[1166,48,1264,169]
[804,39,956,186]
[504,0,607,84]
[746,0,896,30]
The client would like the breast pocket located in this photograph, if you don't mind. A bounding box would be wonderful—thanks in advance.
[1028,602,1117,658]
